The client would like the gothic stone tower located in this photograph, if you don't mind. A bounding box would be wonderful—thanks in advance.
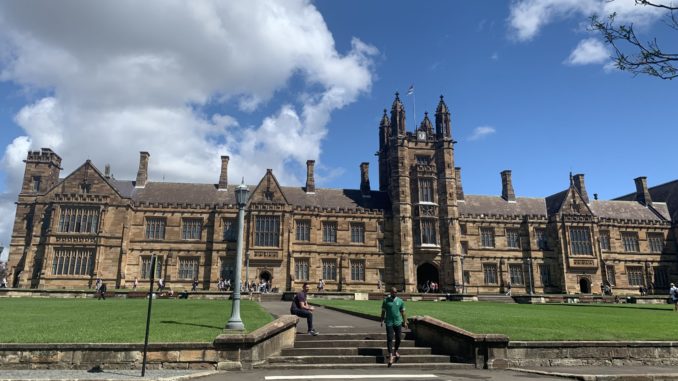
[378,93,460,292]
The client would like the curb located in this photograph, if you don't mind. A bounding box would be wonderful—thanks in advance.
[510,367,678,381]
[0,370,220,381]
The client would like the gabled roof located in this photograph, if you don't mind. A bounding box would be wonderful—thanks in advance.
[282,187,390,211]
[458,195,547,217]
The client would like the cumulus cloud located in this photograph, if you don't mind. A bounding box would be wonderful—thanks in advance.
[468,126,496,141]
[0,0,377,260]
[565,38,610,65]
[508,0,663,42]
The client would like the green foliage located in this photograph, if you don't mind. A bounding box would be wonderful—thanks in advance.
[0,298,273,343]
[312,300,678,341]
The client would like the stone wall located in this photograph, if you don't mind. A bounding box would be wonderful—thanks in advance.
[508,341,678,367]
[0,315,298,371]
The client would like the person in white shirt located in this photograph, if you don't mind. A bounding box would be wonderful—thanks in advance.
[670,283,678,312]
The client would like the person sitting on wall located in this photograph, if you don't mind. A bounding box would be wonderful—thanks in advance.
[290,282,319,336]
[179,289,189,299]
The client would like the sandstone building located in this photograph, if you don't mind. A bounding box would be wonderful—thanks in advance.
[7,94,678,294]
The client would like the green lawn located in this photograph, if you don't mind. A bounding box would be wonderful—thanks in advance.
[312,300,678,341]
[0,298,273,343]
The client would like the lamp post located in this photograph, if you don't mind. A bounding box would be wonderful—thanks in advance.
[226,179,249,330]
[526,257,535,295]
[245,251,250,293]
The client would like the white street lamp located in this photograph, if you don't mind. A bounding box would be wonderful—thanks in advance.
[226,179,249,330]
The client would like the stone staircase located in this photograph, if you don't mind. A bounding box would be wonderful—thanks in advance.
[257,332,473,369]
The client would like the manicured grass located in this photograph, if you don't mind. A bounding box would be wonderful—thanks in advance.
[311,299,678,341]
[0,298,273,343]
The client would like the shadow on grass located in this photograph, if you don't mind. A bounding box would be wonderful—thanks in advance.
[160,320,222,330]
[546,303,671,312]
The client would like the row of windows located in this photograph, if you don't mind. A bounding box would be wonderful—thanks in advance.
[606,265,669,287]
[481,263,553,286]
[470,226,664,254]
[142,217,377,247]
[58,207,100,234]
[139,256,199,280]
[52,249,95,276]
[294,258,366,282]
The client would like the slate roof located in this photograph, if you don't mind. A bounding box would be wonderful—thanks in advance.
[588,200,665,222]
[616,179,678,221]
[458,195,547,217]
[545,189,569,215]
[102,180,390,211]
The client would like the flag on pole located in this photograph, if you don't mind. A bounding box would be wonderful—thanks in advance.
[407,85,414,95]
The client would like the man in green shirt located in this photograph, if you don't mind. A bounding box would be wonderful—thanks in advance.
[380,287,407,367]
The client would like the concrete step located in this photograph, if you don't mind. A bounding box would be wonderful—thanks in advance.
[267,354,451,365]
[476,295,515,303]
[255,362,475,370]
[295,332,411,341]
[293,339,415,348]
[280,347,432,356]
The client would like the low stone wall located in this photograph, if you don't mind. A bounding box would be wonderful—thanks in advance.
[508,341,678,367]
[409,315,509,369]
[0,315,298,371]
[0,288,262,301]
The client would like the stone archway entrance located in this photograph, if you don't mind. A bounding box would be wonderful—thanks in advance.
[416,263,439,292]
[579,277,591,294]
[259,270,272,282]
[259,270,272,292]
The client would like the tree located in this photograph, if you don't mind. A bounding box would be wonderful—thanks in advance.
[591,0,678,80]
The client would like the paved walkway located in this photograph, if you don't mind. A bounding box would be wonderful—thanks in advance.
[259,301,383,334]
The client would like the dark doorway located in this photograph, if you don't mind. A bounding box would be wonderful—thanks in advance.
[259,270,271,282]
[417,263,439,292]
[579,278,591,294]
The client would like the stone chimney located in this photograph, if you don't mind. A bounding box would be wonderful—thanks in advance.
[455,167,464,201]
[572,173,589,204]
[104,164,111,179]
[360,162,371,197]
[218,156,229,190]
[135,151,150,188]
[500,170,516,202]
[634,176,652,206]
[305,160,315,194]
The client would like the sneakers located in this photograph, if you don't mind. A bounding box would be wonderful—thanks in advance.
[308,329,319,336]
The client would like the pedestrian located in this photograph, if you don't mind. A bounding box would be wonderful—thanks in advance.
[380,287,407,367]
[192,278,199,292]
[133,277,138,291]
[377,279,382,291]
[505,282,512,296]
[225,278,231,291]
[1,277,7,288]
[670,283,678,312]
[157,278,164,291]
[95,277,102,292]
[317,278,325,292]
[290,282,319,336]
[98,283,107,300]
[267,280,272,293]
[250,280,257,292]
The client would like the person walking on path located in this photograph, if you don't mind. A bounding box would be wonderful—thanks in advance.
[133,277,138,291]
[670,283,678,311]
[192,278,199,292]
[505,282,512,296]
[317,278,325,292]
[380,287,407,367]
[290,282,319,336]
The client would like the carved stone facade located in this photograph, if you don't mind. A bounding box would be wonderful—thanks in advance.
[7,94,678,294]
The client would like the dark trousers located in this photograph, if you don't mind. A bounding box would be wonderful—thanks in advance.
[385,324,402,355]
[291,308,314,332]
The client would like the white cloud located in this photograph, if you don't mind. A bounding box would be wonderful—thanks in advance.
[565,38,610,65]
[468,126,496,141]
[491,52,499,61]
[508,0,664,42]
[0,1,376,258]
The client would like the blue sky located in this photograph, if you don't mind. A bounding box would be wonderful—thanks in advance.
[0,1,676,260]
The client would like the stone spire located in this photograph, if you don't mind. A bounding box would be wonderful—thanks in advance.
[390,92,406,137]
[435,95,451,139]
